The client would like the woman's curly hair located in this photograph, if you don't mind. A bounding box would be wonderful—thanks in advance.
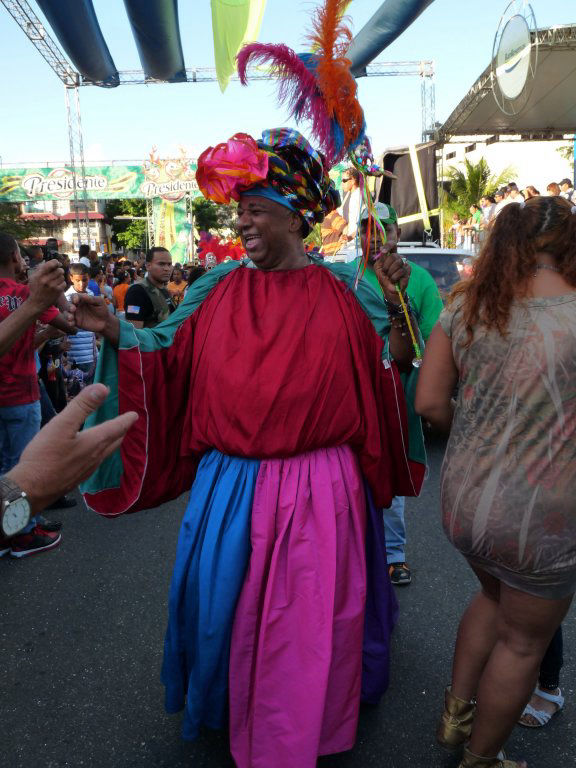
[450,195,576,344]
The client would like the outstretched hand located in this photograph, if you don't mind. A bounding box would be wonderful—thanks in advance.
[68,293,120,346]
[7,384,138,514]
[68,293,111,334]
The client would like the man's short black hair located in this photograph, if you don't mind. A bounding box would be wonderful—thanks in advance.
[78,243,90,257]
[560,178,573,187]
[69,262,89,276]
[89,264,102,278]
[0,232,18,267]
[146,246,170,263]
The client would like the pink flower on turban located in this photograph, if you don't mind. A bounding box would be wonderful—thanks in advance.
[196,133,269,204]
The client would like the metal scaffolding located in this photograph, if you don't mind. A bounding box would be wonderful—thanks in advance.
[0,0,76,86]
[64,86,91,247]
[109,60,435,86]
[146,198,155,249]
[421,72,436,142]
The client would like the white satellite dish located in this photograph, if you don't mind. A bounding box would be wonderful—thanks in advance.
[492,1,538,116]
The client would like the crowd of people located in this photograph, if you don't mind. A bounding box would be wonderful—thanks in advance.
[1,130,575,768]
[449,177,576,251]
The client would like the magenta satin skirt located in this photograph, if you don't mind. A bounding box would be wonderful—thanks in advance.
[229,444,367,768]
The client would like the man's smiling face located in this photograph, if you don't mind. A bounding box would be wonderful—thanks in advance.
[237,195,300,270]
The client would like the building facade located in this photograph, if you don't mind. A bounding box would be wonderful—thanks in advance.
[20,198,112,254]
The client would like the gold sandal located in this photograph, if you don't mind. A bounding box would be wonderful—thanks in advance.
[458,747,526,767]
[436,686,476,750]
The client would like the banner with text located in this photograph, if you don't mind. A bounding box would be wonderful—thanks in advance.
[0,163,201,203]
[0,161,348,204]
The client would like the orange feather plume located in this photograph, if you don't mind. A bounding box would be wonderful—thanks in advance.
[307,0,365,149]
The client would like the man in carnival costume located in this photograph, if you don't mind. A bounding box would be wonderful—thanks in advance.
[69,127,426,768]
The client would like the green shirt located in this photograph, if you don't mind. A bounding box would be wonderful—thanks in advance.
[353,259,443,342]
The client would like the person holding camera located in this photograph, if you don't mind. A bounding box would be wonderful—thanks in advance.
[0,233,75,556]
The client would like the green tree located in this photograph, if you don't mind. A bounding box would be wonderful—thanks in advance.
[192,198,239,235]
[556,144,574,176]
[192,198,219,233]
[0,203,36,240]
[216,200,238,234]
[441,157,516,245]
[105,199,147,250]
[443,157,515,221]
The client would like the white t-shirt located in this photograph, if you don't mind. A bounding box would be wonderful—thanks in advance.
[338,186,363,238]
[494,198,521,217]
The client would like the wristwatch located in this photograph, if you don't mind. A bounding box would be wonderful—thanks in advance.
[0,476,31,537]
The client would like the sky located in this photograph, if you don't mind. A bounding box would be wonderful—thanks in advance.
[1,0,575,166]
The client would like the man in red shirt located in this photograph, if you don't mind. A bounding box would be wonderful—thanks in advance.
[0,233,72,557]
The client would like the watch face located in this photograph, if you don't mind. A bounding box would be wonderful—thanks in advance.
[2,497,31,537]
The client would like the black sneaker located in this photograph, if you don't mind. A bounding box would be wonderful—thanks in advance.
[0,535,10,558]
[10,526,62,558]
[36,515,63,532]
[389,562,412,586]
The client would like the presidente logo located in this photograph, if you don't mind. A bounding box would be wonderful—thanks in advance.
[141,147,197,202]
[140,178,198,199]
[495,12,532,101]
[504,43,526,73]
[21,168,108,199]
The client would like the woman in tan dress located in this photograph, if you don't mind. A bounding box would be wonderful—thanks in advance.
[416,195,576,768]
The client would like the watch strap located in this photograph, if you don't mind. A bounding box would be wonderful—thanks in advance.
[0,475,27,506]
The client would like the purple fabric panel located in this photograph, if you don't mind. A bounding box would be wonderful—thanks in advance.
[361,483,399,704]
[229,445,367,768]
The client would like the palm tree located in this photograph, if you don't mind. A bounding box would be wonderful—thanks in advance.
[443,157,515,220]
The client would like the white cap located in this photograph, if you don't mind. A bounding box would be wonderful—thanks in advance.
[360,202,397,223]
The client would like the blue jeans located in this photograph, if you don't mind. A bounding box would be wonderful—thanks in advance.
[0,400,41,474]
[0,400,41,534]
[39,379,56,426]
[383,496,406,564]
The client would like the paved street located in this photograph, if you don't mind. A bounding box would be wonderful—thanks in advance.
[2,434,574,767]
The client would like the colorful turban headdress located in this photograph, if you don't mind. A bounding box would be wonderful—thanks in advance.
[196,127,340,234]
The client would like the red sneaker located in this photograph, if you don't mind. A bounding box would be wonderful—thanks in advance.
[10,526,62,558]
